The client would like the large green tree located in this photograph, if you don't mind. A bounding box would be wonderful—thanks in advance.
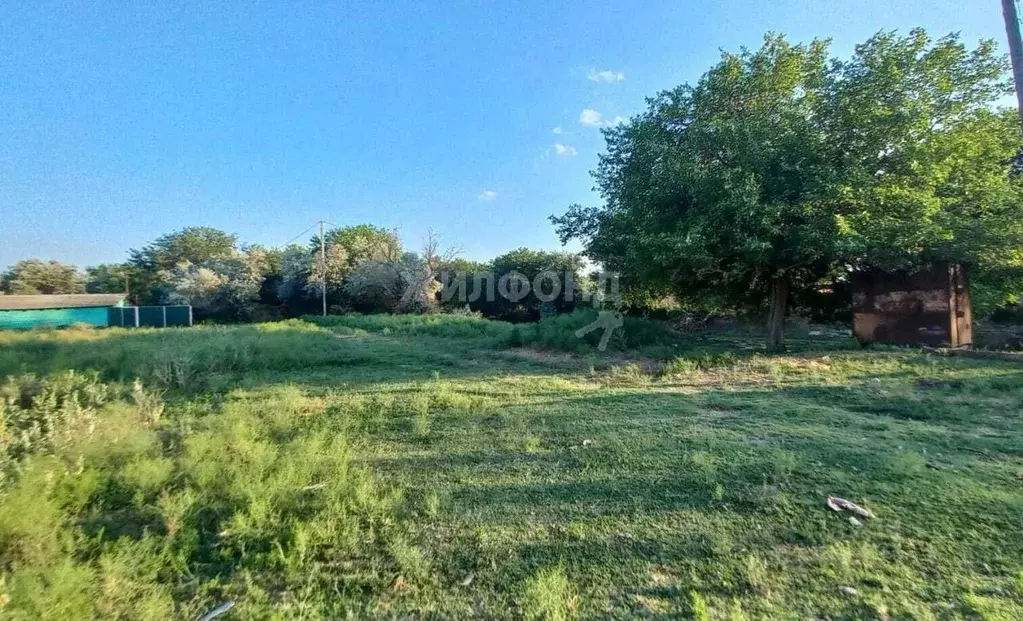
[554,35,836,348]
[161,247,270,321]
[826,30,1023,272]
[129,227,238,271]
[488,248,586,320]
[0,260,85,295]
[128,227,238,304]
[312,225,401,269]
[553,29,1023,349]
[84,263,131,294]
[437,248,585,320]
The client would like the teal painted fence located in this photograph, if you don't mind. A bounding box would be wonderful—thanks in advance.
[138,306,164,327]
[0,306,110,330]
[164,306,192,327]
[0,305,193,330]
[108,306,139,327]
[109,306,193,328]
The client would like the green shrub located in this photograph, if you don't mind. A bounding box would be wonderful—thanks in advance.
[507,325,525,347]
[660,352,742,375]
[0,371,114,463]
[307,312,517,346]
[529,308,677,352]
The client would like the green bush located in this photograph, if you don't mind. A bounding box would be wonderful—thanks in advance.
[307,312,517,345]
[529,308,678,352]
[439,248,586,322]
[0,371,115,464]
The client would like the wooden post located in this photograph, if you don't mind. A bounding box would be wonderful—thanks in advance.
[320,220,327,317]
[947,264,959,347]
[1003,0,1023,124]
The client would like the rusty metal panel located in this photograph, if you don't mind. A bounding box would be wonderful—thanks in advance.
[852,263,971,347]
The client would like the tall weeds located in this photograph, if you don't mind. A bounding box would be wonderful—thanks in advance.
[0,373,418,618]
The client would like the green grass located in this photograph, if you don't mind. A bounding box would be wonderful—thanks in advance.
[1,315,1022,618]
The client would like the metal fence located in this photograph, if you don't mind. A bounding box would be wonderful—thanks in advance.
[851,263,971,347]
[109,305,193,328]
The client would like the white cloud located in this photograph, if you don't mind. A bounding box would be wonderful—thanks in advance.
[588,68,625,83]
[579,108,604,126]
[552,126,564,135]
[553,143,578,157]
[579,108,626,128]
[478,189,497,201]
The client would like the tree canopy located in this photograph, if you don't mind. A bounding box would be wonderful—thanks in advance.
[825,31,1022,271]
[553,29,1023,348]
[125,227,240,305]
[129,227,238,272]
[0,260,85,295]
[313,225,401,268]
[84,264,130,294]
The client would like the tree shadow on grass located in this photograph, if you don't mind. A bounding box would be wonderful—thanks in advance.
[370,440,806,524]
[357,373,1023,557]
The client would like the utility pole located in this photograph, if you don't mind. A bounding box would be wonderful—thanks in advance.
[319,220,327,316]
[1003,0,1023,124]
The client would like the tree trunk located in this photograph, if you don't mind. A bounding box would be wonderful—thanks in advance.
[766,275,789,352]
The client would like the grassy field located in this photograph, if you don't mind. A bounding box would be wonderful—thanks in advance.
[1,313,1022,619]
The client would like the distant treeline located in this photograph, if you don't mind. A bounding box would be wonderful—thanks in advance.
[0,225,589,323]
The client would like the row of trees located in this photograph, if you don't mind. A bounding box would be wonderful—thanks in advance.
[0,226,587,323]
[553,29,1023,348]
[5,29,1022,344]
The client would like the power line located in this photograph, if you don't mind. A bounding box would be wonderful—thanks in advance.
[279,221,322,247]
[278,220,333,316]
[278,219,346,248]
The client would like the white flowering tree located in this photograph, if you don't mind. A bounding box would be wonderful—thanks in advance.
[162,247,269,319]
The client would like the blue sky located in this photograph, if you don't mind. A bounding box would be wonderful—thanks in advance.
[0,0,1008,269]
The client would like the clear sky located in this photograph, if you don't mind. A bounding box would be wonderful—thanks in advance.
[0,0,1008,269]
